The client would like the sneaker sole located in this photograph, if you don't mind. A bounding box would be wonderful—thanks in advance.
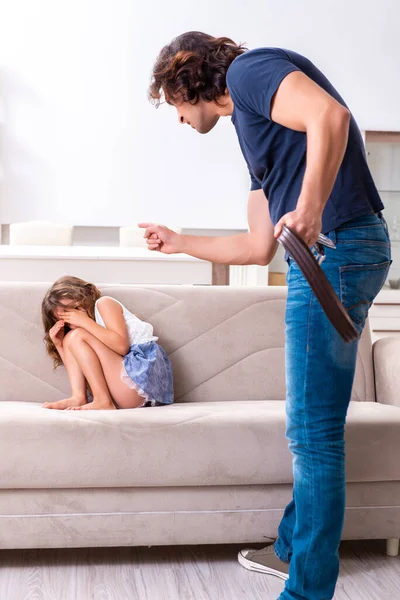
[237,551,289,581]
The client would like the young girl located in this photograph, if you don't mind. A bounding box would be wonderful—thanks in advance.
[41,275,174,410]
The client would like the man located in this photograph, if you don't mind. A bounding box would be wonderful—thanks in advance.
[140,32,391,600]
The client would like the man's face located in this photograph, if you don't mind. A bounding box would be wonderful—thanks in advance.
[174,99,220,134]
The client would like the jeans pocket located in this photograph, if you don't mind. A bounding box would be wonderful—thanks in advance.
[378,214,390,238]
[339,260,392,326]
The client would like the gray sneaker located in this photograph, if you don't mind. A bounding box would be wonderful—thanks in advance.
[238,543,290,580]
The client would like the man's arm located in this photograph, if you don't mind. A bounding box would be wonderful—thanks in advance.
[246,188,279,265]
[139,189,278,266]
[271,71,351,246]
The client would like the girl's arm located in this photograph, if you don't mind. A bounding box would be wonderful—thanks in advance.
[82,298,130,355]
[57,345,66,364]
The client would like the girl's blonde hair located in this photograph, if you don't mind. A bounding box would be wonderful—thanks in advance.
[42,275,102,369]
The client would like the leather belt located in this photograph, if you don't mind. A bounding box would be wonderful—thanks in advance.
[278,225,358,343]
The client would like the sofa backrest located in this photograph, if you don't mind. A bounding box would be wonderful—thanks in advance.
[0,282,375,404]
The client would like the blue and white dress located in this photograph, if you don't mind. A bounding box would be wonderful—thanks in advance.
[94,296,174,407]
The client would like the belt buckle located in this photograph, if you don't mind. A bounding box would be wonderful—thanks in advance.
[317,233,336,249]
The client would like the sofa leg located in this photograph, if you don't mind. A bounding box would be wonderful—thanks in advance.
[386,538,400,557]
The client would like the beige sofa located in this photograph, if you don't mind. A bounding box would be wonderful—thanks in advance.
[1,282,400,554]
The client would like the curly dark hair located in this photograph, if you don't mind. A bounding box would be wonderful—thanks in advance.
[148,31,247,106]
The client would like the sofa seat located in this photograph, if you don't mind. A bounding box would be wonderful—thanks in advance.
[2,400,400,489]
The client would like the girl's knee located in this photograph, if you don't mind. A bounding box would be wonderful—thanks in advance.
[64,328,87,346]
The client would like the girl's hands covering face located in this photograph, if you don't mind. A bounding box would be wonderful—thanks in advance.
[58,308,90,330]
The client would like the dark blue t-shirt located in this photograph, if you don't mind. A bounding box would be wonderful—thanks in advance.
[226,48,384,233]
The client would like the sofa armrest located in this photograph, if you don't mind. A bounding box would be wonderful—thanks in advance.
[373,337,400,406]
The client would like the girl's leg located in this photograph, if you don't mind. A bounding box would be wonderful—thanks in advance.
[64,328,144,410]
[42,337,88,409]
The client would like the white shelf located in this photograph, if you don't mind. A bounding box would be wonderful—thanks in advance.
[0,245,206,263]
[370,289,400,341]
[374,289,400,304]
[0,245,211,284]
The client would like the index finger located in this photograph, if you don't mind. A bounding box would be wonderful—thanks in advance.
[138,222,157,231]
[138,224,160,239]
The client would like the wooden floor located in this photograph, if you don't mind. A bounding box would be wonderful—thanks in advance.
[0,540,398,600]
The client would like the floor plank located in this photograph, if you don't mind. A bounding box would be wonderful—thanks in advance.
[0,540,398,600]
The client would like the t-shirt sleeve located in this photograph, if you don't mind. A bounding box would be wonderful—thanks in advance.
[227,49,301,121]
[249,168,261,191]
[242,156,261,191]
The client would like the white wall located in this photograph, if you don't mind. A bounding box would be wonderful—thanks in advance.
[1,0,399,229]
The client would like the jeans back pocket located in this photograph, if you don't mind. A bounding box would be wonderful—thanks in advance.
[339,260,392,327]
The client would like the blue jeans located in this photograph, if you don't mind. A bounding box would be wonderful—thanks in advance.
[274,212,392,600]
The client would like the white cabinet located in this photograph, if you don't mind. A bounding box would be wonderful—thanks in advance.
[366,131,400,285]
[369,290,400,342]
[0,246,213,285]
[365,132,400,342]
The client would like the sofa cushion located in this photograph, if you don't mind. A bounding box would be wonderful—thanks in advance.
[2,400,400,489]
[0,283,375,406]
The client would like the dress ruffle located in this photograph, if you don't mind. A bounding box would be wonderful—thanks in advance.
[120,341,174,406]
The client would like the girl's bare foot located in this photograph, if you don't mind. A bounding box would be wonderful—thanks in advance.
[67,396,116,410]
[42,396,87,410]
